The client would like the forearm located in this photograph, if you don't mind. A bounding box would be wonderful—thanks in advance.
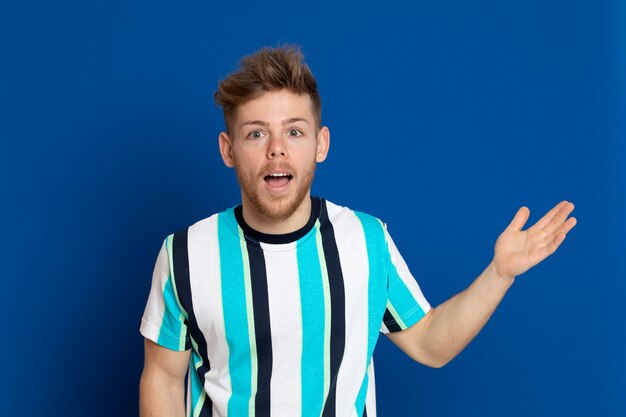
[139,368,186,417]
[420,260,515,367]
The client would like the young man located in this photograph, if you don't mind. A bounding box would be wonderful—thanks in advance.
[139,45,577,417]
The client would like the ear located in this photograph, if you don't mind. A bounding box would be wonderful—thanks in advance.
[218,131,235,168]
[315,126,330,163]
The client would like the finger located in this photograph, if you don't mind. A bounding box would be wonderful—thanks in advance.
[543,203,575,236]
[535,231,565,260]
[551,216,578,237]
[538,217,576,257]
[543,232,567,257]
[506,206,530,232]
[530,201,569,232]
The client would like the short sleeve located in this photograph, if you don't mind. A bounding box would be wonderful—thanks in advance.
[139,236,191,351]
[380,226,431,334]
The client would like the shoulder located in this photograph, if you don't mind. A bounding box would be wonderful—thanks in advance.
[320,198,386,234]
[163,207,234,248]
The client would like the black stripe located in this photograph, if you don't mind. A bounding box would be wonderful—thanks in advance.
[319,200,346,417]
[383,308,403,332]
[246,240,273,416]
[363,405,368,417]
[172,230,213,417]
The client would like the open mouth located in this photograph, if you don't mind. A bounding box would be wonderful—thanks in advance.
[264,172,293,189]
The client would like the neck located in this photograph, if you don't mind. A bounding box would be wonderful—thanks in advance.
[241,194,312,235]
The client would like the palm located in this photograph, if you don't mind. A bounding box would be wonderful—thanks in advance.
[493,201,577,279]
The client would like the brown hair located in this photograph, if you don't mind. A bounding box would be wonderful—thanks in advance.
[214,45,322,134]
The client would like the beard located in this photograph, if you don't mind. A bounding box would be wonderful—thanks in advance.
[234,159,316,223]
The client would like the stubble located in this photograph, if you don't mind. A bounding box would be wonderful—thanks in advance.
[234,160,316,222]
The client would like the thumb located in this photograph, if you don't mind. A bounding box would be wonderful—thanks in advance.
[506,206,530,232]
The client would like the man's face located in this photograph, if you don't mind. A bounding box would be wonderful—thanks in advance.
[219,89,329,222]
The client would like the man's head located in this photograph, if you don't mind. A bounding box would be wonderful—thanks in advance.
[215,46,330,228]
[215,45,322,134]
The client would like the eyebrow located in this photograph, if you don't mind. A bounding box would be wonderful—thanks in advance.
[282,117,310,126]
[239,117,310,129]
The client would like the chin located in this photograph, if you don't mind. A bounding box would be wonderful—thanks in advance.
[251,191,307,222]
[236,163,316,223]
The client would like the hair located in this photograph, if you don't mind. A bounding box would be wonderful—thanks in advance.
[214,44,322,134]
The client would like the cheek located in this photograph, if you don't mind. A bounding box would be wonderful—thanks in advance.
[292,141,319,157]
[233,152,263,175]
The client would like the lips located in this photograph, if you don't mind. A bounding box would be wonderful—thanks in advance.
[263,171,293,192]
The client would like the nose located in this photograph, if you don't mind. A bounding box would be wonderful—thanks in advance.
[267,134,287,159]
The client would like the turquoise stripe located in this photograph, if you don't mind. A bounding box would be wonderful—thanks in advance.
[297,225,326,417]
[190,350,204,415]
[353,213,388,414]
[218,210,253,416]
[388,262,426,328]
[158,275,186,351]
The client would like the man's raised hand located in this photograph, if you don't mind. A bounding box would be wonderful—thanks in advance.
[492,201,577,281]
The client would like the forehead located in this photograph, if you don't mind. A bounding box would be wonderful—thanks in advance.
[233,89,315,126]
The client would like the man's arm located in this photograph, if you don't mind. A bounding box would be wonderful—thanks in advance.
[387,260,513,367]
[387,201,577,368]
[139,338,191,417]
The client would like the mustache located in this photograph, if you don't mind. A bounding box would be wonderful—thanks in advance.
[260,162,295,176]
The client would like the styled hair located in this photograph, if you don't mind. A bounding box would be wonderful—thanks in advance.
[214,45,322,134]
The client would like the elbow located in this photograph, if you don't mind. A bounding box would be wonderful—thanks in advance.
[418,352,453,369]
[401,342,453,368]
[428,358,449,369]
[423,358,446,369]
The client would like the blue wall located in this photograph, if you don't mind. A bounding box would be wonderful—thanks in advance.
[2,0,624,416]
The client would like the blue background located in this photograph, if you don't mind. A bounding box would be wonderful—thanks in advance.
[2,0,624,416]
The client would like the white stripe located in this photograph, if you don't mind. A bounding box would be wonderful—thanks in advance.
[325,201,371,417]
[380,322,390,334]
[140,240,169,342]
[384,226,432,314]
[261,243,303,415]
[187,215,231,416]
[365,360,377,417]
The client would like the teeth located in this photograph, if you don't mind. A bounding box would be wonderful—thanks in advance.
[269,173,289,177]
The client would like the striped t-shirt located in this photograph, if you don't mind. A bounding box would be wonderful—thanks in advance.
[140,197,431,417]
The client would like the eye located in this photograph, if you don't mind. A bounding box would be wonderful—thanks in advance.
[247,130,265,140]
[287,128,303,137]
